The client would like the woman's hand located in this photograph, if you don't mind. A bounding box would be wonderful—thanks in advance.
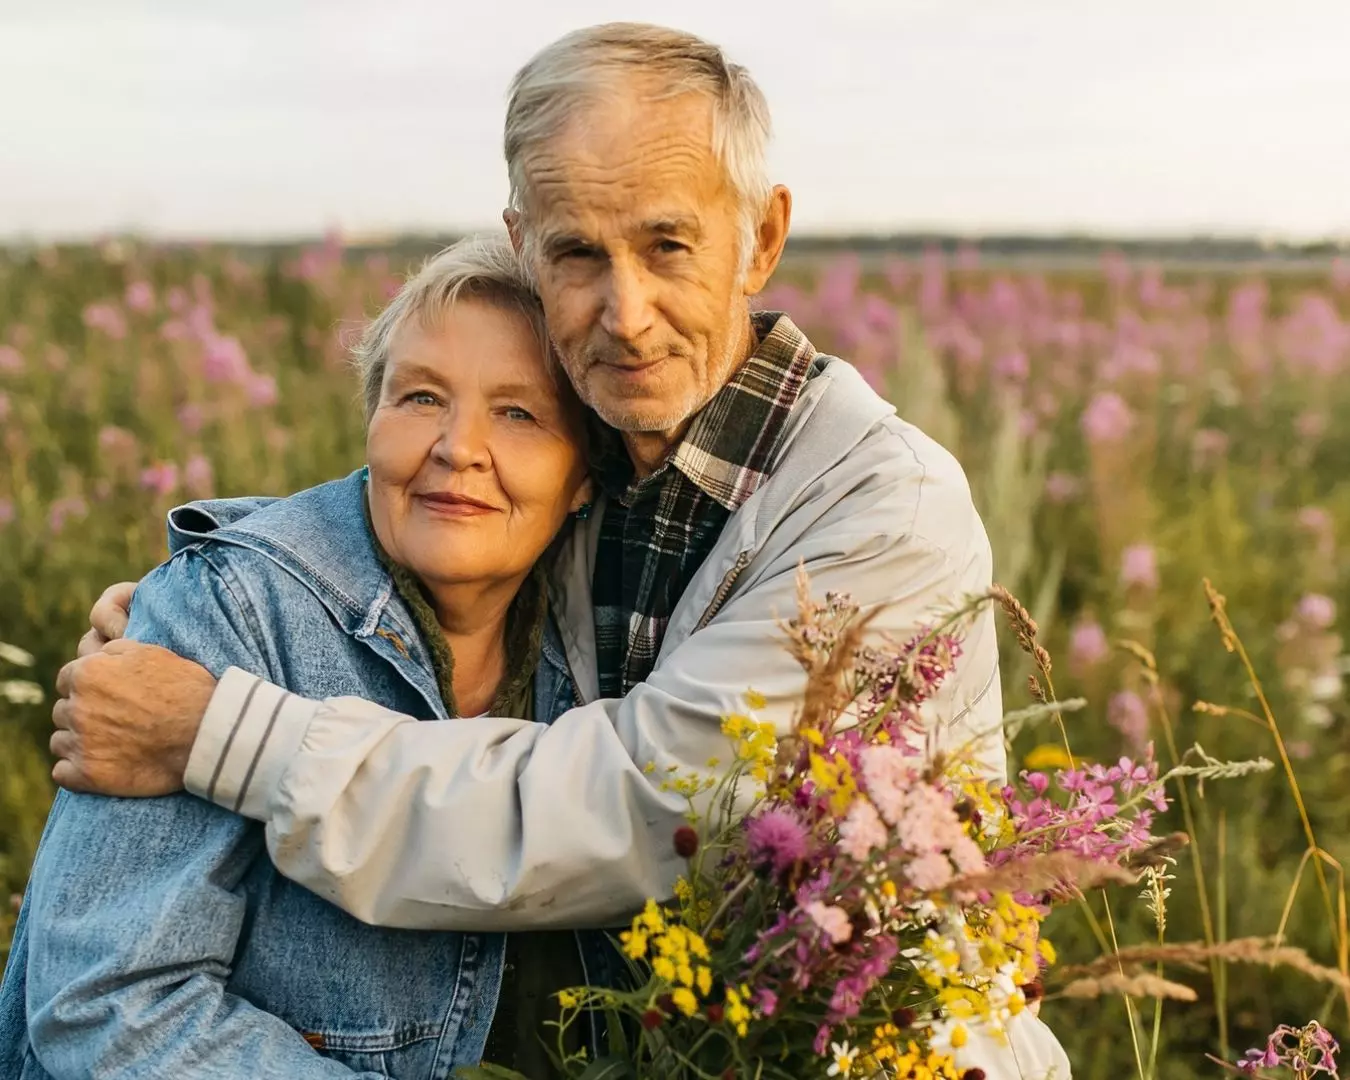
[78,581,138,657]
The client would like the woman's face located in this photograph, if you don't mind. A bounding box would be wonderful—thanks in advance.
[366,298,591,597]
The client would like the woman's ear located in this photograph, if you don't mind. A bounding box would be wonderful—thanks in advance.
[569,476,595,515]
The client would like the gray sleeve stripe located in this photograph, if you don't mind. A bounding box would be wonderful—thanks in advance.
[233,690,292,814]
[206,675,263,805]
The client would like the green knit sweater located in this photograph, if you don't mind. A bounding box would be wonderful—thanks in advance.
[364,491,582,1076]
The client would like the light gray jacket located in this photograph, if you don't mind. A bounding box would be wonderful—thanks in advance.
[188,358,1006,928]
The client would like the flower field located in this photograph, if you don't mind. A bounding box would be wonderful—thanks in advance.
[4,238,1350,1077]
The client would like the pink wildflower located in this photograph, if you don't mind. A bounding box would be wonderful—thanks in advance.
[905,850,954,891]
[0,346,23,374]
[1120,544,1159,591]
[1298,410,1328,441]
[178,404,206,435]
[184,454,214,498]
[82,302,128,340]
[247,373,279,407]
[1298,506,1332,534]
[994,350,1029,383]
[1108,691,1150,753]
[48,496,88,535]
[125,281,156,313]
[744,808,809,873]
[838,798,888,862]
[1068,618,1110,670]
[858,746,914,826]
[0,499,13,527]
[140,462,179,498]
[1080,391,1135,443]
[202,335,250,383]
[1043,471,1081,504]
[1297,593,1337,631]
[804,901,853,945]
[0,392,9,422]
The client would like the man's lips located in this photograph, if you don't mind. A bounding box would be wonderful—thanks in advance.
[415,492,501,515]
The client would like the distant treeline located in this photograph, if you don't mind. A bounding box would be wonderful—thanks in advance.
[338,232,1350,268]
[11,231,1346,268]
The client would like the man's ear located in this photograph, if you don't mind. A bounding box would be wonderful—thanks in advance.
[742,185,792,297]
[503,210,524,255]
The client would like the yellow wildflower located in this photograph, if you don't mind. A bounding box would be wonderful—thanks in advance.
[724,984,752,1037]
[651,956,676,982]
[696,965,712,996]
[620,928,648,960]
[670,988,698,1017]
[1023,743,1073,771]
[744,689,767,710]
[949,1024,969,1049]
[808,751,858,815]
[638,899,665,932]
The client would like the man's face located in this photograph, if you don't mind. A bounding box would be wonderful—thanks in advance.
[515,88,757,440]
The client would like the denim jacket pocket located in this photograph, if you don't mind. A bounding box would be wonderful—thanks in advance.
[301,1022,443,1078]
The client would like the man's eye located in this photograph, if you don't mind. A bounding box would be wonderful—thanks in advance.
[656,239,689,255]
[403,391,439,407]
[560,246,599,261]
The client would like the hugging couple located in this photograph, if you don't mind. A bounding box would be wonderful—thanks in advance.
[0,21,1071,1080]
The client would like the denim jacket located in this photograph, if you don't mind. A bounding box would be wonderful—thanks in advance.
[0,469,619,1080]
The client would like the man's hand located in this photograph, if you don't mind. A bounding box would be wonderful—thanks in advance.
[77,581,138,658]
[51,639,218,797]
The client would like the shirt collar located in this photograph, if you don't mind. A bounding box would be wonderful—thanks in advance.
[595,311,819,510]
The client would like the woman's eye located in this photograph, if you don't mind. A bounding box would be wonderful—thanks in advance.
[404,391,439,407]
[503,405,535,422]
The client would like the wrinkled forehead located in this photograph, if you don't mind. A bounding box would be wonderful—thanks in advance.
[520,90,735,236]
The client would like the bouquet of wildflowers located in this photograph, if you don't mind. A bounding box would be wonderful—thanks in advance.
[459,578,1246,1080]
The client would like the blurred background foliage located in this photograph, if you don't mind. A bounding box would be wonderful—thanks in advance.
[4,238,1350,1076]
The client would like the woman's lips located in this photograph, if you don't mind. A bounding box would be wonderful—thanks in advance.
[416,493,500,517]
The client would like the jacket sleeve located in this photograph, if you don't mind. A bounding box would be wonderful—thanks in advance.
[185,511,1005,934]
[25,550,380,1079]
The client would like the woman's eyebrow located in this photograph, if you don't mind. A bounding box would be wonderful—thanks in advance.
[386,362,449,387]
[490,380,554,402]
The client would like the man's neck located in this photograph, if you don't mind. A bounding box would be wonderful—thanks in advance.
[621,313,759,480]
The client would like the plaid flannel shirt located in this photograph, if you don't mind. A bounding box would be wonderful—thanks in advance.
[592,311,825,698]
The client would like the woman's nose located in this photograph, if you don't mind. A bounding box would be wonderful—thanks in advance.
[433,408,491,471]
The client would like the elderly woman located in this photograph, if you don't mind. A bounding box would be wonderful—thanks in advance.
[0,237,605,1079]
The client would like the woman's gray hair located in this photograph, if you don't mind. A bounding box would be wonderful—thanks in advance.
[504,23,773,271]
[351,234,548,421]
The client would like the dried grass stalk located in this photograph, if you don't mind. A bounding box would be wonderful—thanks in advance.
[1055,936,1350,991]
[1058,972,1198,1002]
[949,851,1137,897]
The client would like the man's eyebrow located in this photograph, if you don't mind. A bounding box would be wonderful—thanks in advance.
[539,232,594,257]
[643,216,702,239]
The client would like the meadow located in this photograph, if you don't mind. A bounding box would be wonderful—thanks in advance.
[3,237,1350,1078]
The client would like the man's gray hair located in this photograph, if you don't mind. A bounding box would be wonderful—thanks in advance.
[351,234,548,421]
[504,22,773,268]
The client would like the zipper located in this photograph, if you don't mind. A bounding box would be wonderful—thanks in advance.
[694,551,751,632]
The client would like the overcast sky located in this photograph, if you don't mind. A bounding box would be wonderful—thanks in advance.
[2,0,1347,241]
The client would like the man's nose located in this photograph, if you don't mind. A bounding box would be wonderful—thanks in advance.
[599,257,656,343]
[433,407,491,471]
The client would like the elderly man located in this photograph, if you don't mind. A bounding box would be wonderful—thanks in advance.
[46,22,1068,1078]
